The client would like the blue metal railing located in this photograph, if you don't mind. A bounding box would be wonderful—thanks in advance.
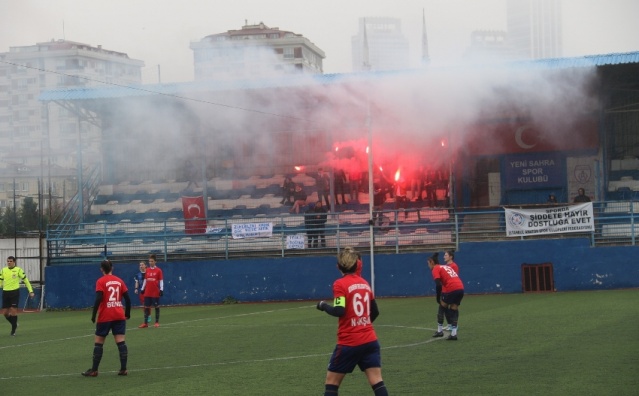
[45,201,638,265]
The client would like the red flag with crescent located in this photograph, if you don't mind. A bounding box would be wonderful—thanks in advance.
[181,195,207,234]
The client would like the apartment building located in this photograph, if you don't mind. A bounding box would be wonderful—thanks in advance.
[0,39,144,210]
[190,22,325,80]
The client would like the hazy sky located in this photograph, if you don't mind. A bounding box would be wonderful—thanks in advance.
[1,0,638,84]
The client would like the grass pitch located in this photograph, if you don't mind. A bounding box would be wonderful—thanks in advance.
[0,289,637,395]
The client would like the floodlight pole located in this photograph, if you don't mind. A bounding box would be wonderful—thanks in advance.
[362,20,375,293]
[76,117,84,223]
[367,102,375,293]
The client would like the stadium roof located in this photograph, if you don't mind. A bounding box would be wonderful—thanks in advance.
[39,51,639,102]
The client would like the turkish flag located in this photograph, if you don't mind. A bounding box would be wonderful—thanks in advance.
[181,195,207,234]
[465,116,599,156]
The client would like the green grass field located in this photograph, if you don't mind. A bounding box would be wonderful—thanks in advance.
[1,289,637,395]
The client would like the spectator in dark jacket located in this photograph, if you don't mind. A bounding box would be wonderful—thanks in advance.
[334,168,348,205]
[309,168,331,210]
[305,201,328,248]
[573,188,591,203]
[372,184,387,227]
[280,176,296,205]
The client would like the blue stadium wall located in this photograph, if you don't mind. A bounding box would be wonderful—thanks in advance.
[44,238,639,309]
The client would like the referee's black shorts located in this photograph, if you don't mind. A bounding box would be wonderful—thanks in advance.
[2,289,20,309]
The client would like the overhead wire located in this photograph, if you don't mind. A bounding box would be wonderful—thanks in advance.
[0,58,309,122]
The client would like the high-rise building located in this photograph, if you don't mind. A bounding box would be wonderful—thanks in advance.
[464,30,515,61]
[421,10,430,65]
[190,22,325,80]
[351,17,410,72]
[0,39,143,209]
[507,0,563,59]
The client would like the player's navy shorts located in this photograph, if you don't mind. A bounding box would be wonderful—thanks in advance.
[442,289,464,305]
[95,320,127,337]
[2,289,20,309]
[327,340,382,374]
[143,297,160,307]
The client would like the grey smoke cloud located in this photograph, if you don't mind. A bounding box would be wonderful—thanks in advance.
[92,53,599,184]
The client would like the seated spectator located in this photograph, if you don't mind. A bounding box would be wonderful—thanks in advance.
[290,184,308,214]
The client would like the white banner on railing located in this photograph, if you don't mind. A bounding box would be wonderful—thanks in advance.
[504,202,594,237]
[231,223,273,239]
[286,234,305,249]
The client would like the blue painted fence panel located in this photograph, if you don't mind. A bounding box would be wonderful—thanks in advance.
[44,238,639,309]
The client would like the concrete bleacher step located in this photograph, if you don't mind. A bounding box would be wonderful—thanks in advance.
[93,176,451,224]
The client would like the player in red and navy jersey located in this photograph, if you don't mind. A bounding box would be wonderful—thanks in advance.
[443,249,459,275]
[343,246,363,277]
[82,260,131,377]
[133,261,149,325]
[139,254,164,328]
[316,247,389,396]
[429,251,461,336]
[428,250,464,340]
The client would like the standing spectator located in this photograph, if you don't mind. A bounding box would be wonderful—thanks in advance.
[349,169,362,203]
[372,183,387,227]
[0,256,35,336]
[306,201,328,248]
[139,254,164,328]
[290,184,308,214]
[133,261,150,325]
[280,176,296,205]
[313,201,328,247]
[547,193,558,204]
[411,166,425,201]
[394,179,409,219]
[428,250,464,340]
[425,168,439,207]
[310,168,331,210]
[574,188,591,203]
[82,259,131,377]
[377,168,394,200]
[334,168,348,205]
[305,204,318,249]
[316,248,389,396]
[438,166,450,207]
